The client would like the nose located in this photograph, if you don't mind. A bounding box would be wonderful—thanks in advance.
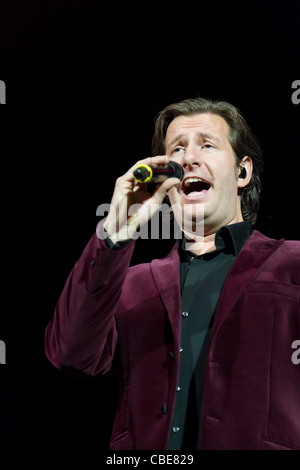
[180,145,203,169]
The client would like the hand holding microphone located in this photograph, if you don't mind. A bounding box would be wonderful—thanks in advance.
[102,156,182,244]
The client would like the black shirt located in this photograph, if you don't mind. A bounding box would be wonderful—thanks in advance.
[167,221,253,450]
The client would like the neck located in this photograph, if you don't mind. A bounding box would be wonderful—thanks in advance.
[184,232,216,255]
[182,214,244,255]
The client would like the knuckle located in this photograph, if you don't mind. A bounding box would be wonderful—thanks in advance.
[115,176,123,184]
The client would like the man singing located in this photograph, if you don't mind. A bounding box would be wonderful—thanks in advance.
[45,97,300,450]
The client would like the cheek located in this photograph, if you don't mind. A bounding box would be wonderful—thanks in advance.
[215,165,237,187]
[168,154,182,166]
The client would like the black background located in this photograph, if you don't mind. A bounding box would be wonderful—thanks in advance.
[0,0,300,450]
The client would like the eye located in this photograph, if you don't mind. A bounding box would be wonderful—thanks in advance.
[203,143,214,149]
[172,146,184,154]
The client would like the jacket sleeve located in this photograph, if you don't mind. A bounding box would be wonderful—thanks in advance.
[44,224,136,376]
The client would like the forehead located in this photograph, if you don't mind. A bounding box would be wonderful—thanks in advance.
[165,113,230,143]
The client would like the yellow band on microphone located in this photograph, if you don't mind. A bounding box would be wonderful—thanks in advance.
[133,164,153,183]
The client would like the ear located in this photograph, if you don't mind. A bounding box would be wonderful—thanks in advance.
[238,156,252,189]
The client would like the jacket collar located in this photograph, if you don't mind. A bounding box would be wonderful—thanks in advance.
[210,230,285,338]
[150,244,181,346]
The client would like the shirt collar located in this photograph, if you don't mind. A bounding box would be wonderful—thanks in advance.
[215,220,253,255]
[178,220,253,257]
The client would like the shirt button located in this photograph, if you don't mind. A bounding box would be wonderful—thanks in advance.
[182,311,189,317]
[179,346,183,353]
[91,259,96,266]
[176,386,181,392]
[172,426,180,433]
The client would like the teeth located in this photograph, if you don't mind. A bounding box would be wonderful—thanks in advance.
[184,177,203,185]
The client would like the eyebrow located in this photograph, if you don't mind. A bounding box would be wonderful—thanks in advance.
[167,131,222,148]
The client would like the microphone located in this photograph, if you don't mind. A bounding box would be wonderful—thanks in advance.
[133,160,184,183]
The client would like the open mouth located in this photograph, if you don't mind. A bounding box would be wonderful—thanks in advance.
[182,177,211,198]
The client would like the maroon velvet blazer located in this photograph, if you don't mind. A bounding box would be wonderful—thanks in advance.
[45,227,300,450]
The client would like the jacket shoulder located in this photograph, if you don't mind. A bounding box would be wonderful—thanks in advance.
[251,230,300,252]
[249,230,300,284]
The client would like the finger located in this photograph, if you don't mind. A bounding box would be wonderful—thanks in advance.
[151,178,181,204]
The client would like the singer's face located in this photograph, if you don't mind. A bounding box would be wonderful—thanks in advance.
[165,113,243,236]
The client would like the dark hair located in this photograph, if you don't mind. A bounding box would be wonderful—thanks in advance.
[152,97,264,225]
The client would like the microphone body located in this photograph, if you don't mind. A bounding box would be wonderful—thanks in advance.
[133,160,184,183]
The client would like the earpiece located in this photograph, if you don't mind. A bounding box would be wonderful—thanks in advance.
[239,166,247,179]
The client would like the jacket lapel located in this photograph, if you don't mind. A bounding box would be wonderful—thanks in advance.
[211,230,285,334]
[150,244,182,345]
[149,231,285,346]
